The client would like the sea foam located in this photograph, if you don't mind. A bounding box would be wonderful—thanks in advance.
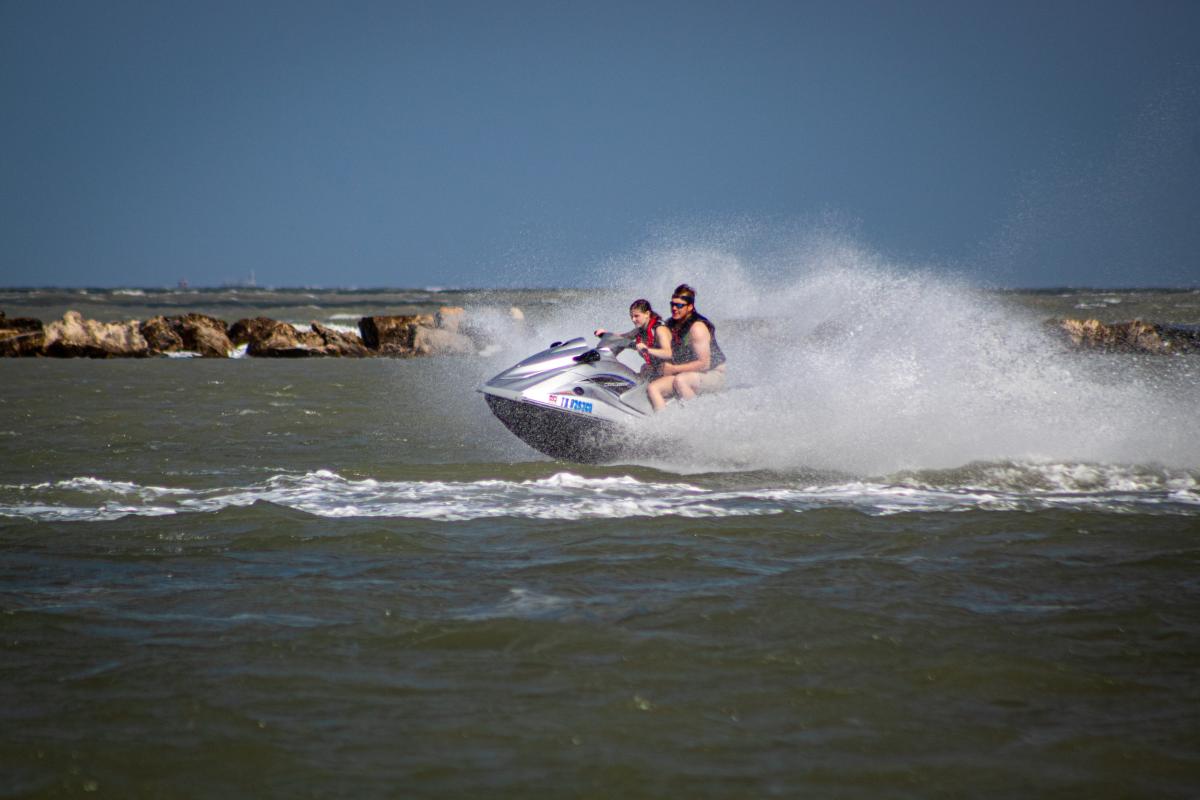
[1,467,1195,523]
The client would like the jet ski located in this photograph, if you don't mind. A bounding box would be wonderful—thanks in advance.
[479,333,659,462]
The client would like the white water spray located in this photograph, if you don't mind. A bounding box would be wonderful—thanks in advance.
[470,232,1200,475]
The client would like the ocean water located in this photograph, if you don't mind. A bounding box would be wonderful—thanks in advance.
[3,261,1200,797]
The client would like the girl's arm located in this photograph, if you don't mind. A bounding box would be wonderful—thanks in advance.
[638,324,673,360]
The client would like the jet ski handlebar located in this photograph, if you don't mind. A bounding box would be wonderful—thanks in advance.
[573,332,634,364]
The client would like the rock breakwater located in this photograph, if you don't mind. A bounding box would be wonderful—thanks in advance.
[1055,318,1200,354]
[5,309,1198,358]
[0,307,485,358]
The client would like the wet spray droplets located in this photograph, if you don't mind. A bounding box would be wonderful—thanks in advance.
[470,234,1199,474]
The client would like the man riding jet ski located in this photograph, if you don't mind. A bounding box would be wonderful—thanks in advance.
[647,284,727,410]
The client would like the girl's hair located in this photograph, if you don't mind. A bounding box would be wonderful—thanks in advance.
[629,298,654,315]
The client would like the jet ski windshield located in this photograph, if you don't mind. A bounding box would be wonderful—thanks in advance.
[493,338,591,381]
[595,332,634,352]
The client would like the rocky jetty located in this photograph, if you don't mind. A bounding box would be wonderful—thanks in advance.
[0,307,486,358]
[1056,318,1200,354]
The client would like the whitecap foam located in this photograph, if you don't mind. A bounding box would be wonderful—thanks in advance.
[321,323,361,337]
[908,461,1200,496]
[0,467,1196,523]
[0,476,188,521]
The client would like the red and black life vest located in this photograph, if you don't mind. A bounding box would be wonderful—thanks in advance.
[636,313,665,372]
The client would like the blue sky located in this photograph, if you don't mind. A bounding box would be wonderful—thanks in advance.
[2,0,1198,288]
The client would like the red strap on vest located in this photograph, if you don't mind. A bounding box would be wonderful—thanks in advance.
[636,313,661,366]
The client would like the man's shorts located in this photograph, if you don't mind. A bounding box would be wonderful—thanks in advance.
[695,368,726,394]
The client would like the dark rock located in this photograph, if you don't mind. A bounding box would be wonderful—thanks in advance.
[141,316,185,354]
[178,313,233,357]
[231,317,325,357]
[228,317,281,347]
[358,314,435,353]
[310,323,370,357]
[0,312,46,356]
[140,314,232,357]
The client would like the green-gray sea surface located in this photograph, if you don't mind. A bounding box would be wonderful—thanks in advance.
[2,286,1199,797]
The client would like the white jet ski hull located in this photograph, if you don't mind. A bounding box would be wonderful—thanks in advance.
[479,336,658,462]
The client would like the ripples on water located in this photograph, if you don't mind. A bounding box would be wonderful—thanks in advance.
[3,274,1200,796]
[5,499,1199,797]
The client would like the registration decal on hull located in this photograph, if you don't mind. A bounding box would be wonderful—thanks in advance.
[548,393,593,413]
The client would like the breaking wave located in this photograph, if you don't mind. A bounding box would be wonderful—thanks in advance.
[2,466,1196,523]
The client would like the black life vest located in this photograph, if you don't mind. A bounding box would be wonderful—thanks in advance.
[669,311,726,370]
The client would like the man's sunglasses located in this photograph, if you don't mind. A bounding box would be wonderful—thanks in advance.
[670,300,692,309]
